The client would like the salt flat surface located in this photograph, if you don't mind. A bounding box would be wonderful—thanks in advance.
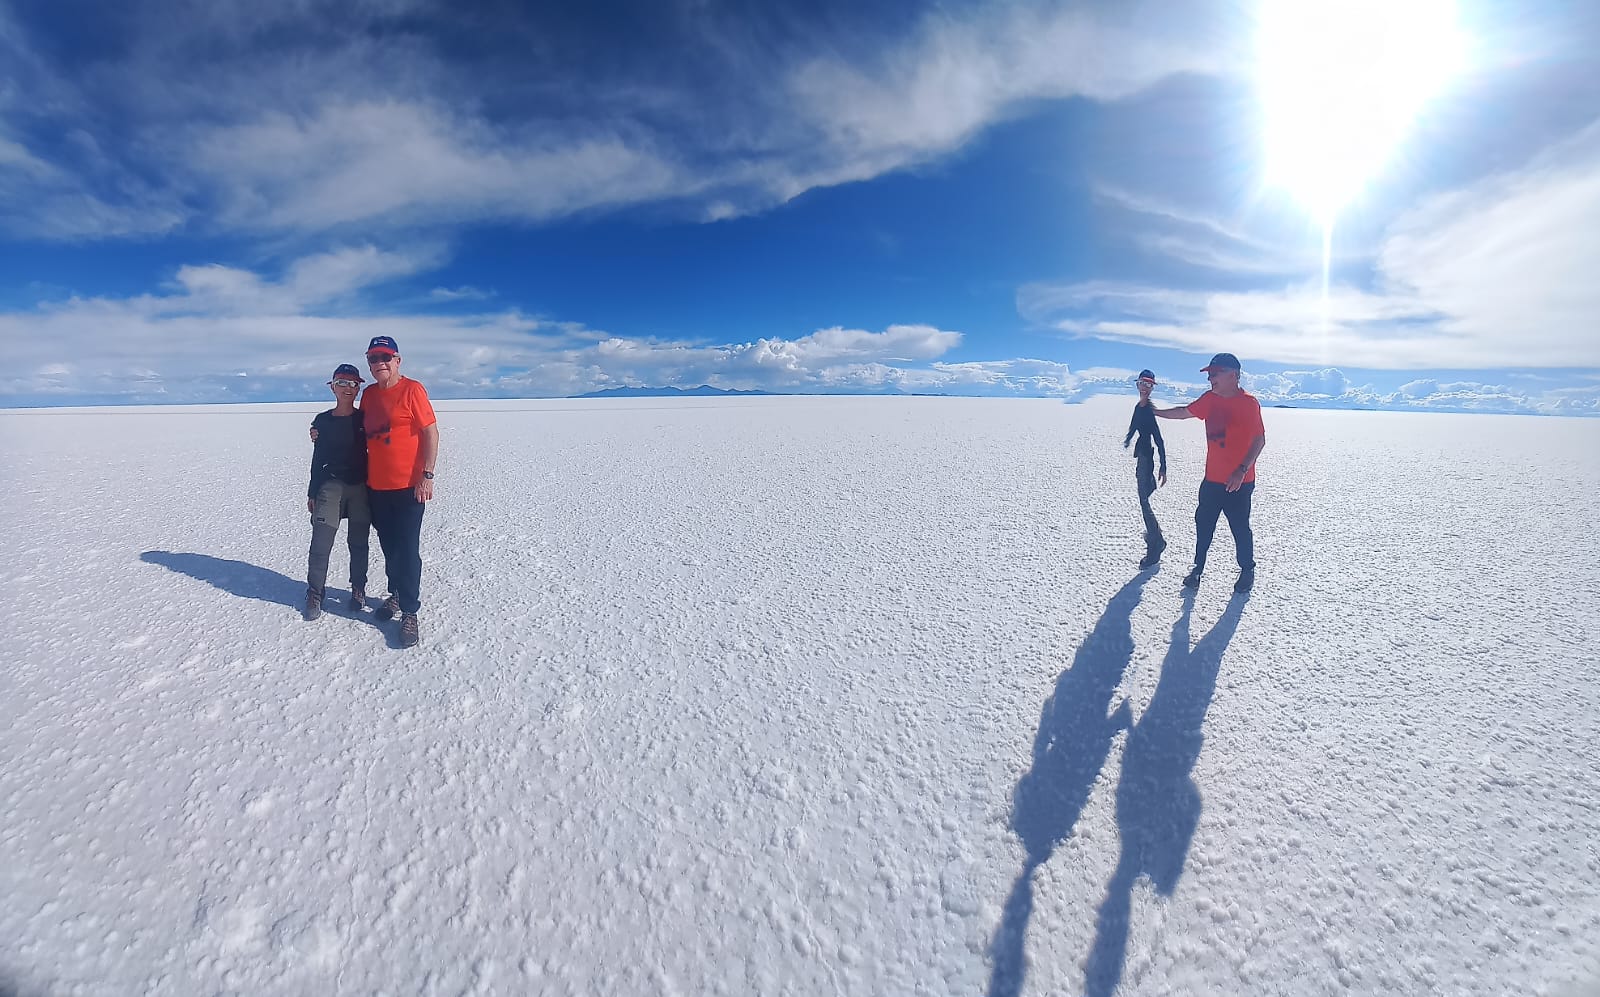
[2,395,1598,996]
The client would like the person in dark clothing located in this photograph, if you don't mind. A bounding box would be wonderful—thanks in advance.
[304,363,371,620]
[1123,369,1168,569]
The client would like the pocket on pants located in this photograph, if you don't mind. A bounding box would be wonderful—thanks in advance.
[312,481,344,525]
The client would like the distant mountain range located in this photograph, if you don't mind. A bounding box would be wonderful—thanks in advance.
[571,385,777,399]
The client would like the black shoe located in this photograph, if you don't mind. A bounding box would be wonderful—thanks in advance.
[1139,547,1164,570]
[302,587,323,621]
[399,613,420,648]
[1234,569,1255,593]
[348,585,366,612]
[375,594,400,621]
[1182,566,1203,588]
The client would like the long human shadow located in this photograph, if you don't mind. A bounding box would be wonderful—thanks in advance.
[1081,588,1249,997]
[139,551,387,640]
[140,550,305,609]
[987,572,1152,997]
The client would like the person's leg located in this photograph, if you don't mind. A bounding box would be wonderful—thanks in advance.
[343,484,371,593]
[368,489,400,605]
[392,494,425,615]
[1220,482,1256,570]
[307,481,341,594]
[1192,481,1225,569]
[1136,452,1163,548]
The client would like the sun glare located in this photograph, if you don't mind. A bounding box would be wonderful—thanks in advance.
[1257,0,1467,225]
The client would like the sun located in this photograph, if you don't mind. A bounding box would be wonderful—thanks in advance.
[1257,0,1468,225]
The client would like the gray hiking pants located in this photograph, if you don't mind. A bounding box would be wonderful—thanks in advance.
[307,480,371,594]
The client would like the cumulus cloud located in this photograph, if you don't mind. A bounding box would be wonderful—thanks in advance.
[1,248,1591,415]
[0,250,978,404]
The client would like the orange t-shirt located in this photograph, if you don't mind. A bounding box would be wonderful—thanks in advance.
[359,377,437,491]
[1187,390,1264,484]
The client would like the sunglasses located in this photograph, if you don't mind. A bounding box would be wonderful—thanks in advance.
[366,353,397,364]
[331,378,361,389]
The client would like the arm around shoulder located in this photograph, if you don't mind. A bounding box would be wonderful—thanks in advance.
[1153,405,1193,420]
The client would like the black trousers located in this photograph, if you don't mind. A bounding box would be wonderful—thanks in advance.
[1135,451,1164,549]
[1193,480,1255,571]
[368,488,426,615]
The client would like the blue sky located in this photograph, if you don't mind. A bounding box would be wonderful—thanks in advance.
[2,0,1598,415]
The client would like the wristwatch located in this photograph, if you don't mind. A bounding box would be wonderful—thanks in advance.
[422,471,434,480]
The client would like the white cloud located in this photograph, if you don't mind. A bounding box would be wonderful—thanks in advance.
[0,251,973,403]
[1021,279,1452,368]
[1376,119,1600,367]
[775,6,1222,196]
[1033,119,1600,370]
[1,253,1593,416]
[1091,186,1342,276]
[430,286,493,302]
[190,101,695,232]
[0,2,1219,239]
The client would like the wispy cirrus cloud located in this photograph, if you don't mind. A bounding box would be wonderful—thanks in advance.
[1090,185,1353,277]
[0,0,1222,241]
[1025,117,1600,370]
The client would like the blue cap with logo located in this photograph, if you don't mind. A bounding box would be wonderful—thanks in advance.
[1137,369,1156,383]
[1200,352,1241,372]
[367,335,400,356]
[329,363,364,383]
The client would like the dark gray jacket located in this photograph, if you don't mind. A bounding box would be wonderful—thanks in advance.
[308,409,368,498]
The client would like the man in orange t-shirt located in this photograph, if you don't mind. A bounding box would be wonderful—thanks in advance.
[360,335,439,647]
[1154,352,1266,593]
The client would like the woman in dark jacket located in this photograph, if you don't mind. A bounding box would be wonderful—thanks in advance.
[304,363,371,620]
[1122,369,1168,568]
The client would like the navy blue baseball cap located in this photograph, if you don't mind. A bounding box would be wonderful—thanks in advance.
[367,335,400,356]
[1201,352,1241,372]
[329,363,364,383]
[1137,369,1156,383]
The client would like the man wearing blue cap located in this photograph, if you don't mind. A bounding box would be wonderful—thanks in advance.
[1123,369,1168,569]
[1154,352,1266,592]
[361,335,439,647]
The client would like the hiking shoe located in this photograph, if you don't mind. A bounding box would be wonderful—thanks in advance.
[1234,569,1255,593]
[375,594,400,621]
[1139,539,1167,570]
[303,587,323,621]
[1182,566,1203,588]
[348,585,366,612]
[399,613,420,648]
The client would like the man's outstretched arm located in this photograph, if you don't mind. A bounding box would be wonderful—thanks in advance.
[1153,404,1194,420]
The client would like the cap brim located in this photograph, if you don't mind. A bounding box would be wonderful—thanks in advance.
[367,350,398,357]
[1200,365,1236,373]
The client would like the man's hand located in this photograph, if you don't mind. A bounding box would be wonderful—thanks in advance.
[307,498,314,514]
[1158,470,1167,488]
[309,426,319,442]
[1225,467,1247,492]
[414,479,433,503]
